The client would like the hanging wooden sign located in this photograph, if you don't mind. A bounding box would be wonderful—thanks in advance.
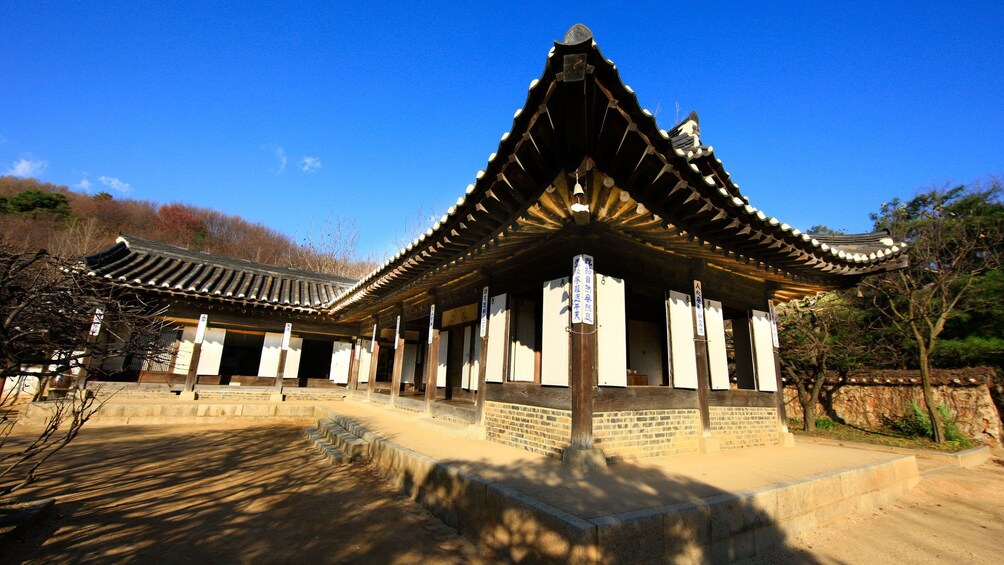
[394,315,401,350]
[479,286,489,338]
[89,306,105,337]
[281,322,292,351]
[768,300,779,348]
[693,280,705,337]
[427,304,436,344]
[571,254,594,325]
[194,314,208,344]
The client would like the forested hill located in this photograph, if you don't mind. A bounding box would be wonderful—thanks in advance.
[0,176,373,278]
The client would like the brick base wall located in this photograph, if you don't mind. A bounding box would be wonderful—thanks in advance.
[486,402,782,459]
[709,406,779,450]
[484,402,571,458]
[593,409,701,460]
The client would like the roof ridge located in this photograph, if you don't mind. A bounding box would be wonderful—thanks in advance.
[115,234,358,285]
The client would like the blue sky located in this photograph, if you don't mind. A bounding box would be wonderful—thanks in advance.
[2,2,1002,259]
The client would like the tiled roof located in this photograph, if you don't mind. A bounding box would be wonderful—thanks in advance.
[85,235,357,311]
[328,24,907,316]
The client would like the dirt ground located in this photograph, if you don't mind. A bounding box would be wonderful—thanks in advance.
[3,422,1004,564]
[3,422,493,564]
[755,451,1004,564]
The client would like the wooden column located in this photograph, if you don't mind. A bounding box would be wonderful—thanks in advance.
[569,317,597,449]
[75,331,100,392]
[272,323,292,399]
[272,348,289,392]
[366,320,379,400]
[690,263,713,438]
[389,312,406,405]
[347,336,361,391]
[474,284,491,425]
[183,345,202,393]
[569,256,597,450]
[182,314,208,397]
[424,302,440,414]
[767,284,790,435]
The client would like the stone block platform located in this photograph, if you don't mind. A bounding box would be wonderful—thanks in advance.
[309,401,920,563]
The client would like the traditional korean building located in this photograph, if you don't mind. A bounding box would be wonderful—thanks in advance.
[84,24,906,463]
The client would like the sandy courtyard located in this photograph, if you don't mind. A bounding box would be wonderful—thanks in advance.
[4,422,490,564]
[3,421,1004,564]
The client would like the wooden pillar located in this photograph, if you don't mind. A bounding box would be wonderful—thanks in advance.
[424,302,440,413]
[272,323,292,400]
[273,349,289,391]
[569,255,596,450]
[183,345,202,393]
[182,314,208,398]
[366,320,379,400]
[389,312,405,405]
[565,254,605,470]
[76,305,106,391]
[690,265,713,435]
[569,319,597,449]
[766,284,790,435]
[75,332,99,392]
[474,284,491,425]
[347,336,362,391]
[690,262,719,453]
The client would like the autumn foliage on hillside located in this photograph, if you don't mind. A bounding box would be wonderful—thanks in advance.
[0,176,373,278]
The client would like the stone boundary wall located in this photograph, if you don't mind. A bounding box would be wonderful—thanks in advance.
[709,407,779,450]
[783,367,1002,444]
[484,401,571,458]
[593,409,701,460]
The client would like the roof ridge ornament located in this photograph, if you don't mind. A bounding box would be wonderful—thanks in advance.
[561,23,593,45]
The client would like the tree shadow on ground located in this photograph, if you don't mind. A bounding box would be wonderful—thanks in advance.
[1,423,487,564]
[384,452,824,564]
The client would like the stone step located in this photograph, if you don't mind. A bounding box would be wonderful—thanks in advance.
[302,427,351,465]
[316,419,370,462]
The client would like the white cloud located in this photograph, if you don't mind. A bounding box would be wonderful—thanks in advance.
[4,157,48,178]
[99,175,131,193]
[275,147,287,173]
[299,156,321,173]
[74,178,92,190]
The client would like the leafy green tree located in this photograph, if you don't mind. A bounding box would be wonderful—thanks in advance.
[864,181,1003,442]
[7,189,72,218]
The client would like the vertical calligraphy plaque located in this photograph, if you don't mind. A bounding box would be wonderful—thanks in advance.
[693,280,705,337]
[194,314,208,344]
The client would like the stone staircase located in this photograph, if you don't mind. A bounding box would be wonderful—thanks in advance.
[302,417,371,466]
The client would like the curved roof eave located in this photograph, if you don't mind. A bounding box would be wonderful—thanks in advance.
[328,24,907,316]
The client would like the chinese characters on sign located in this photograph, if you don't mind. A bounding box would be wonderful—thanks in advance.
[194,314,208,344]
[571,254,595,325]
[768,300,779,348]
[394,315,401,350]
[89,306,105,337]
[693,280,705,337]
[428,304,436,344]
[479,286,489,338]
[281,323,292,351]
[370,323,377,353]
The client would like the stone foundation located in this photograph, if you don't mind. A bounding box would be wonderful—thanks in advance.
[593,409,701,460]
[486,402,714,460]
[709,406,780,450]
[484,402,571,458]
